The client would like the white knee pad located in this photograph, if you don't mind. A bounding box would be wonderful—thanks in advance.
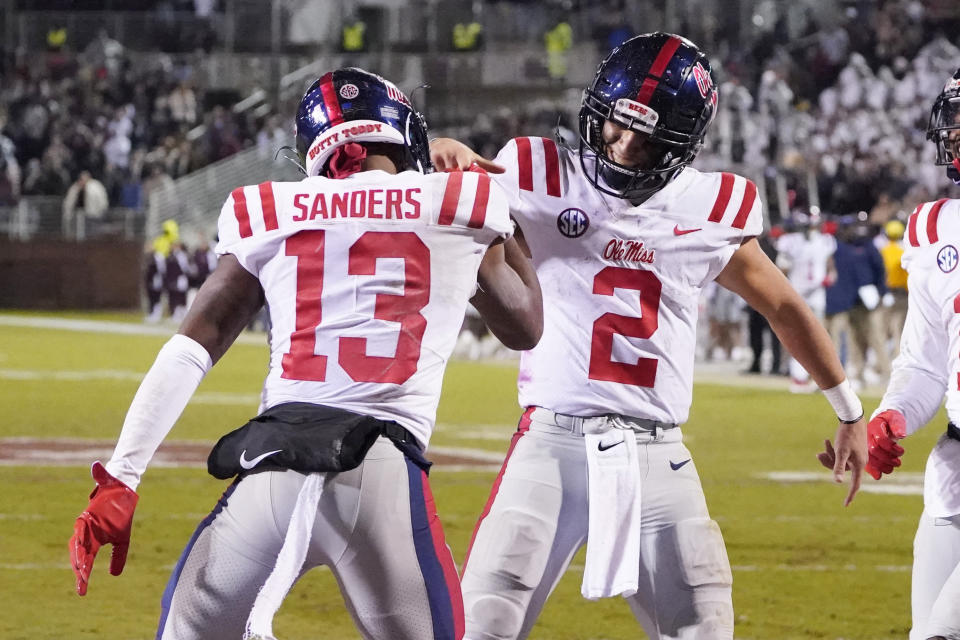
[674,518,733,589]
[671,518,734,639]
[463,508,556,640]
[926,560,960,640]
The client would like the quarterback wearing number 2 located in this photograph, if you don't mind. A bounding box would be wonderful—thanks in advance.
[432,32,868,640]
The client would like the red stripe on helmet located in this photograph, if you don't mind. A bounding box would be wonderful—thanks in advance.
[927,198,949,244]
[542,137,561,197]
[258,182,278,231]
[635,36,683,105]
[708,173,735,223]
[516,137,534,191]
[232,187,251,238]
[468,174,490,229]
[438,172,464,226]
[318,72,343,124]
[732,180,758,230]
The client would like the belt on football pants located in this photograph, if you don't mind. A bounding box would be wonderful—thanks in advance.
[530,407,678,437]
[948,422,960,442]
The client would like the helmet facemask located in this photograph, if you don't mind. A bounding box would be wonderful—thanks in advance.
[927,70,960,183]
[579,89,700,200]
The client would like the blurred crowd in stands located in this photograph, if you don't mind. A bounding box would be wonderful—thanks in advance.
[0,26,276,220]
[2,0,960,385]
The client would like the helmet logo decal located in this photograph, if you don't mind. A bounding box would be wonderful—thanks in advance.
[308,123,386,161]
[613,99,659,133]
[339,83,359,99]
[385,84,411,106]
[692,62,713,99]
[557,208,590,238]
[946,77,960,92]
[938,245,958,273]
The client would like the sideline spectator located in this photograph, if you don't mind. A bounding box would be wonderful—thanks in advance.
[826,217,889,389]
[745,230,783,375]
[62,170,108,239]
[144,237,167,323]
[776,211,838,391]
[879,218,909,358]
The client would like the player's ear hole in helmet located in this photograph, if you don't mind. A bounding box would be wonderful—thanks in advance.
[294,67,433,178]
[578,32,718,201]
[927,67,960,184]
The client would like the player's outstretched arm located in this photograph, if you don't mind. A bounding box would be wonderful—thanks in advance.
[716,237,867,505]
[178,254,265,362]
[69,255,263,596]
[429,137,505,174]
[471,232,543,350]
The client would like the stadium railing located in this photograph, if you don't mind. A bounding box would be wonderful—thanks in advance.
[0,197,144,242]
[146,145,301,244]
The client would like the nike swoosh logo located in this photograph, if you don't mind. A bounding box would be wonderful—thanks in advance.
[239,449,283,470]
[670,459,691,470]
[598,440,623,452]
[673,225,701,235]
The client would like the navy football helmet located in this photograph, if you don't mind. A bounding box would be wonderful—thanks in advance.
[579,32,718,200]
[927,67,960,183]
[295,67,432,177]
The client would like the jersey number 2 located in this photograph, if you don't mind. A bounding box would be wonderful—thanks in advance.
[281,230,430,384]
[588,266,662,387]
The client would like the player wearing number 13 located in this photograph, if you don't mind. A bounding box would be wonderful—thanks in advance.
[68,67,542,640]
[432,32,867,640]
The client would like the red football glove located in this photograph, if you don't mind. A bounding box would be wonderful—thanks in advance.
[865,410,907,480]
[69,461,139,596]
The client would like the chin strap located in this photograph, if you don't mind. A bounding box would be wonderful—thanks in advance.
[948,158,960,185]
[323,142,367,179]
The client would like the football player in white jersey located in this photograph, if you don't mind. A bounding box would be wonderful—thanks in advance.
[860,68,960,640]
[68,68,543,640]
[775,210,838,391]
[431,33,867,640]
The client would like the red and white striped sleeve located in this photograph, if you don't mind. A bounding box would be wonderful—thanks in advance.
[215,181,282,275]
[905,198,951,248]
[704,172,763,237]
[430,170,513,238]
[490,137,564,228]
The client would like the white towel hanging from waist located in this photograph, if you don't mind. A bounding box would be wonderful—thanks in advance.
[582,427,642,600]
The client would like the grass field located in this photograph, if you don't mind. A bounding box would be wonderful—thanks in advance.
[0,311,944,639]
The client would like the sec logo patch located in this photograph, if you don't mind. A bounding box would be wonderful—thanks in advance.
[938,245,959,273]
[557,208,589,238]
[339,84,359,100]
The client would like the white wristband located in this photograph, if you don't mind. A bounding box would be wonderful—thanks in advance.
[822,379,863,423]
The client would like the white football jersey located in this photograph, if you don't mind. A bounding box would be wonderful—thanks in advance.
[878,198,960,516]
[492,137,763,423]
[215,169,512,447]
[775,230,836,308]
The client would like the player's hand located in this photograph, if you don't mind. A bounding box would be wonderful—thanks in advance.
[864,409,907,480]
[816,416,868,507]
[429,137,505,174]
[69,461,139,596]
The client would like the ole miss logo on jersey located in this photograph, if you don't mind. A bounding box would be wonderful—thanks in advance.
[557,208,589,238]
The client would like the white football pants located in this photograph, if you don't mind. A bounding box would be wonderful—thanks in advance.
[912,510,960,640]
[461,409,733,640]
[156,437,463,640]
